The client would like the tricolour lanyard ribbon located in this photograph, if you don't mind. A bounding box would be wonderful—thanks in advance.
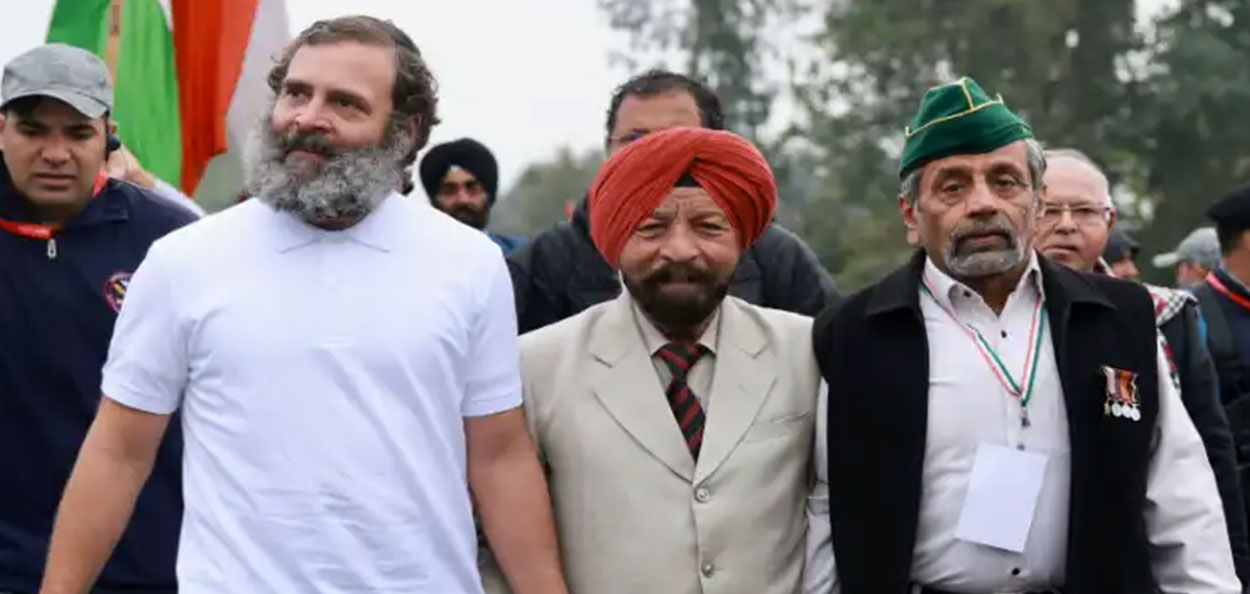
[921,275,1047,427]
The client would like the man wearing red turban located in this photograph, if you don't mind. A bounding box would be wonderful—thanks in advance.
[589,126,777,267]
[481,126,826,594]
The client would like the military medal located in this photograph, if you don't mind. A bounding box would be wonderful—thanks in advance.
[1101,365,1141,423]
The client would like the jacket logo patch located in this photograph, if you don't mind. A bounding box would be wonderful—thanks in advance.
[1101,365,1141,422]
[103,271,132,313]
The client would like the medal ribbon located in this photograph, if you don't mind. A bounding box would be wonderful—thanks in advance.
[0,172,109,242]
[921,276,1047,424]
[1206,272,1250,313]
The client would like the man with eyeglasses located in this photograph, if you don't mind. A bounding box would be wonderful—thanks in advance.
[1035,148,1250,584]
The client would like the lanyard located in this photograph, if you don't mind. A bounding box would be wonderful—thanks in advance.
[0,171,109,259]
[921,275,1047,427]
[1206,272,1250,312]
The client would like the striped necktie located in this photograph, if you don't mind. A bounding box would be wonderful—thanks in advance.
[657,342,710,459]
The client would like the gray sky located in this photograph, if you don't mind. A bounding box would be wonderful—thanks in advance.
[0,0,1178,193]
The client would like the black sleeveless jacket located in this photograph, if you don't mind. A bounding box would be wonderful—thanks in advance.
[812,251,1161,594]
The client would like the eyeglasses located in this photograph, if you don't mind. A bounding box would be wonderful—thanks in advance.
[1039,203,1111,228]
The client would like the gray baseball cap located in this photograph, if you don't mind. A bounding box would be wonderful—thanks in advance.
[1152,227,1220,269]
[1,43,113,118]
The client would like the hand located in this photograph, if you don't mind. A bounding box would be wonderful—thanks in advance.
[104,144,157,189]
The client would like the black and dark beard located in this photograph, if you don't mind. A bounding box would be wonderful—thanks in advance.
[440,202,489,230]
[244,115,410,226]
[623,261,732,332]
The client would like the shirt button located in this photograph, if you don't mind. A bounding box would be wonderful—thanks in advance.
[695,487,711,503]
[701,561,715,577]
[1016,444,1026,451]
[1011,567,1022,576]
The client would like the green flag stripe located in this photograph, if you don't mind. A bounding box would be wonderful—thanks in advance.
[46,0,182,188]
[46,0,111,55]
[113,0,182,186]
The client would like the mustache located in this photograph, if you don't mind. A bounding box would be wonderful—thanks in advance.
[643,262,716,286]
[280,132,338,158]
[950,218,1018,249]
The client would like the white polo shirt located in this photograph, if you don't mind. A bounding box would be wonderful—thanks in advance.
[102,194,522,594]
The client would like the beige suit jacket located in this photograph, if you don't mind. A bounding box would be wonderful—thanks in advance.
[482,293,821,594]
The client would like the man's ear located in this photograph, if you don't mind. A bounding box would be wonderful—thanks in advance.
[108,119,118,136]
[899,194,920,240]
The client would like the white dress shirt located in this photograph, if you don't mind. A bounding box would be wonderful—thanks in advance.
[804,254,1239,594]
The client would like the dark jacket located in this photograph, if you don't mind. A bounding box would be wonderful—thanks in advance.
[507,196,838,333]
[0,164,192,593]
[1195,267,1250,592]
[813,251,1161,593]
[1157,295,1250,584]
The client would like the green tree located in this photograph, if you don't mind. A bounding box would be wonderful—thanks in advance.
[1130,0,1250,283]
[491,147,603,237]
[598,0,804,142]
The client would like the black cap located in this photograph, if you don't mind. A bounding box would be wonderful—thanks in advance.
[1103,229,1139,262]
[418,138,499,204]
[1207,183,1250,230]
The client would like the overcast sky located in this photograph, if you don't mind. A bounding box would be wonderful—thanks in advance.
[0,0,1178,193]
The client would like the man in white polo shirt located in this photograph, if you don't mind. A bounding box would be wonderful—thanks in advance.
[38,15,567,594]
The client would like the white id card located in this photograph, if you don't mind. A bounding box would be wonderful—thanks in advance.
[953,442,1049,553]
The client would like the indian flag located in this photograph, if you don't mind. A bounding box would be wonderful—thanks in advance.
[46,0,289,209]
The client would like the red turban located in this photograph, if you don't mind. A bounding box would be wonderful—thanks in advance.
[588,127,778,268]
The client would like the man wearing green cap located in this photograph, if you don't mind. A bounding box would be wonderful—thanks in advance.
[806,77,1238,593]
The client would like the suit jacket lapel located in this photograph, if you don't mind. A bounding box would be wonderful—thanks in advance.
[694,298,777,484]
[588,293,696,481]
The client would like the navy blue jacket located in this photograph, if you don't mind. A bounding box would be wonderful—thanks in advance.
[0,162,194,593]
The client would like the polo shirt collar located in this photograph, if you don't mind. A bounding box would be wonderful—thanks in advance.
[265,191,405,253]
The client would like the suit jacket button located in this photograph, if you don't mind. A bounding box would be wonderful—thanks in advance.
[695,487,711,502]
[701,561,715,577]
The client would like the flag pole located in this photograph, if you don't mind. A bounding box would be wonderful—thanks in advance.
[105,0,123,82]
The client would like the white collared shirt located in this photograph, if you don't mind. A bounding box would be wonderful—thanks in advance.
[804,255,1239,594]
[102,195,521,594]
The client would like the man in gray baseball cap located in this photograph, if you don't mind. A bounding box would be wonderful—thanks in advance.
[1,43,204,220]
[1154,227,1221,289]
[0,43,117,217]
[0,43,193,594]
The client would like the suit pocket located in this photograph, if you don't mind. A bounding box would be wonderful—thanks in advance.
[743,411,811,443]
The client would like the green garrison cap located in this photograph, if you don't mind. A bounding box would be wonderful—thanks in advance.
[899,77,1033,179]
